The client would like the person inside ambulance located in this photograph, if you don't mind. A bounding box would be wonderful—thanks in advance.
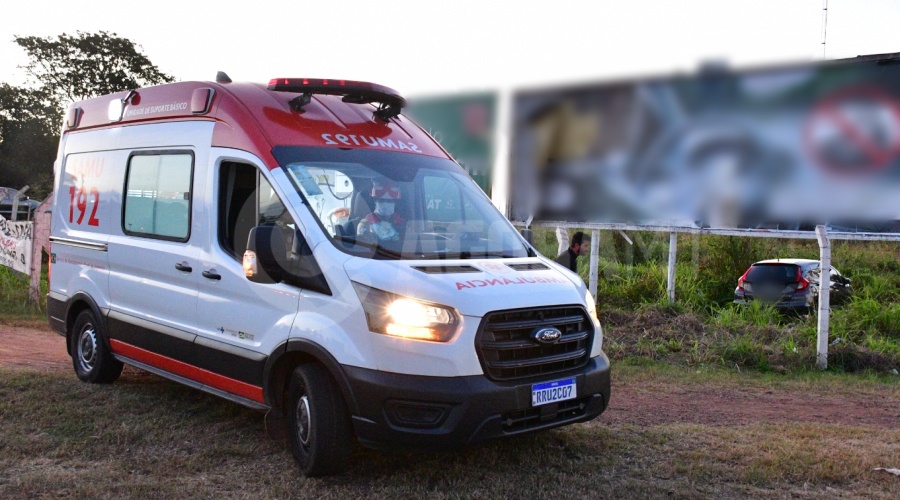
[356,178,405,243]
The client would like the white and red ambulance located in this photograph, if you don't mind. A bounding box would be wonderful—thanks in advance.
[47,75,610,476]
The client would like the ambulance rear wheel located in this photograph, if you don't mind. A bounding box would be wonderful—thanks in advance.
[71,309,123,384]
[286,363,352,476]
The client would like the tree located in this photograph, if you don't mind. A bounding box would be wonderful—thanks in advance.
[0,84,59,195]
[14,31,174,104]
[0,31,175,198]
[0,83,60,132]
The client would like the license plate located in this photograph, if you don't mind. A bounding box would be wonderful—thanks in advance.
[531,378,576,406]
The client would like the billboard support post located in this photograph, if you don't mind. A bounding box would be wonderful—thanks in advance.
[667,232,677,304]
[589,230,600,299]
[815,225,832,370]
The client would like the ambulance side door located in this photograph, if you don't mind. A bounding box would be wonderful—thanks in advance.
[106,150,200,361]
[192,159,300,395]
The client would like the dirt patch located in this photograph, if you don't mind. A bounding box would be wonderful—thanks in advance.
[603,381,899,429]
[1,323,897,430]
[0,323,69,372]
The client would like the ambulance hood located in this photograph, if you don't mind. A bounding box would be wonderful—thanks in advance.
[343,257,586,318]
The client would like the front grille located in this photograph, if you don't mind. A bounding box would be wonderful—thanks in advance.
[501,397,590,432]
[476,305,593,381]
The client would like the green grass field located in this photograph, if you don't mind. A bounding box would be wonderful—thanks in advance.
[1,365,897,498]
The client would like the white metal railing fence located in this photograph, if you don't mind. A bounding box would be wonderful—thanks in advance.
[531,222,900,370]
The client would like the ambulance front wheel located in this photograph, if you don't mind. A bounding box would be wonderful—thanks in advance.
[287,363,352,476]
[71,309,123,384]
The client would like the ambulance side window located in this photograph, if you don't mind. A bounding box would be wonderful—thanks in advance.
[123,152,193,241]
[218,162,294,260]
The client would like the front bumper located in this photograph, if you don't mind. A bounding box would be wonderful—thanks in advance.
[734,292,809,309]
[344,353,611,451]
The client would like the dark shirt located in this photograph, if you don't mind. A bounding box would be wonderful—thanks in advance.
[555,248,579,273]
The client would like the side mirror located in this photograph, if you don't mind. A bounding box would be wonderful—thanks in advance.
[245,226,289,284]
[244,226,331,296]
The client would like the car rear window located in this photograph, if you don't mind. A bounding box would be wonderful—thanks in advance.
[746,264,798,283]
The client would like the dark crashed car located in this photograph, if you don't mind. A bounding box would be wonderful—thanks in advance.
[734,259,852,309]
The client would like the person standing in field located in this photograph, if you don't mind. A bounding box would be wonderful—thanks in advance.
[555,231,589,273]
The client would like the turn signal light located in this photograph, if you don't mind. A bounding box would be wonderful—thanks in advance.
[243,250,257,277]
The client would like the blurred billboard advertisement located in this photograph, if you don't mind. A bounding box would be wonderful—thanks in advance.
[407,92,496,195]
[509,53,900,233]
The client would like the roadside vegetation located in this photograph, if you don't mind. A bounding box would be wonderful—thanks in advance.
[534,228,900,374]
[4,230,899,373]
[0,265,45,325]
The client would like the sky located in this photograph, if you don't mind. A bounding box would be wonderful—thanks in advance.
[1,0,899,98]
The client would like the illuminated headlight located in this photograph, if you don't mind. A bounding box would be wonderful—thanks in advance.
[353,282,459,342]
[585,290,600,328]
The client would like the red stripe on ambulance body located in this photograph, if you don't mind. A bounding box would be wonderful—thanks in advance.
[110,339,265,403]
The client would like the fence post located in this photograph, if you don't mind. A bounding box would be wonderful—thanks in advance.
[589,230,600,299]
[667,231,677,304]
[556,226,569,256]
[29,196,53,303]
[815,225,831,370]
[11,185,29,222]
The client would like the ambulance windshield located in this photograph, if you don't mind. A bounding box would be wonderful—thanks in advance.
[277,147,532,260]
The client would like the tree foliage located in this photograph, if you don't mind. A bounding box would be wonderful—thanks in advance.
[0,31,174,198]
[14,31,174,103]
[0,84,59,195]
[0,83,61,131]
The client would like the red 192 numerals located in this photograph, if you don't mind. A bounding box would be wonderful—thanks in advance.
[68,186,100,226]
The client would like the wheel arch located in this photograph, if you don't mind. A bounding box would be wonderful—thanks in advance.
[63,292,107,355]
[263,339,359,417]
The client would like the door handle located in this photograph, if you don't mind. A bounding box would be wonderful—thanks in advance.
[202,270,222,280]
[175,262,193,273]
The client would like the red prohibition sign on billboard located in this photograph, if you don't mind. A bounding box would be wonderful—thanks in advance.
[804,85,900,177]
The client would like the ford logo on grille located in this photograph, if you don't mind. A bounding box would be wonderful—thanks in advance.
[532,327,562,344]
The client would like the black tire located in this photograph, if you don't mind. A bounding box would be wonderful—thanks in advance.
[286,363,352,476]
[71,309,123,384]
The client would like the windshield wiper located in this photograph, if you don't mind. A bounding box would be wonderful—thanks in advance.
[456,251,527,259]
[335,235,402,259]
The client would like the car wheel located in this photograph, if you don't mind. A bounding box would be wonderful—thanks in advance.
[286,363,352,477]
[71,309,123,384]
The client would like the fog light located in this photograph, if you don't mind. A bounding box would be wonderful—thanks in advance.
[385,400,451,429]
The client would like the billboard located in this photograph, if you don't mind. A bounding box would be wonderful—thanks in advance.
[509,54,900,232]
[406,92,496,195]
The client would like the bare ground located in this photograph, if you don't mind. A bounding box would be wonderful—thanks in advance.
[2,321,897,430]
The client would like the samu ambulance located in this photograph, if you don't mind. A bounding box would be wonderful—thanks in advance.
[47,75,611,476]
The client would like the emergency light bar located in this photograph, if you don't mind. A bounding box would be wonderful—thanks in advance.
[267,78,406,121]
